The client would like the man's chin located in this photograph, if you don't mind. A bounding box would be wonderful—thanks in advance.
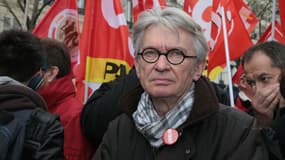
[148,90,172,98]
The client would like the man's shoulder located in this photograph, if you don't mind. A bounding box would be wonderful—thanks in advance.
[216,103,255,127]
[110,113,133,127]
[106,113,136,136]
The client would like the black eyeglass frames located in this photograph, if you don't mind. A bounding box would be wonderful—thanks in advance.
[137,47,197,65]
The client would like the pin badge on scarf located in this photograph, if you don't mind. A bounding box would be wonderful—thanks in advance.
[162,128,179,145]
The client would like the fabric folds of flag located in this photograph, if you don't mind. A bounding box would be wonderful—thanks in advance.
[258,21,285,45]
[133,0,166,22]
[76,0,134,102]
[208,0,253,73]
[33,0,80,73]
[230,0,258,83]
[233,0,258,34]
[183,0,213,45]
[183,0,257,79]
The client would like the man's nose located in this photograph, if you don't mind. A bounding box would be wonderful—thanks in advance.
[155,55,170,70]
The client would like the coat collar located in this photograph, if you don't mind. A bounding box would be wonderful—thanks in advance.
[183,76,219,126]
[37,75,76,110]
[0,83,47,110]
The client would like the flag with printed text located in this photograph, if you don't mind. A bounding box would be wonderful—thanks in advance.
[76,0,134,102]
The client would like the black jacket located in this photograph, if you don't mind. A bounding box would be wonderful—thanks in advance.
[0,83,64,160]
[272,108,285,157]
[81,68,139,148]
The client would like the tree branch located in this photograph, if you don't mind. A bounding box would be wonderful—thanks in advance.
[256,2,271,18]
[17,0,24,12]
[32,0,54,25]
[3,0,23,28]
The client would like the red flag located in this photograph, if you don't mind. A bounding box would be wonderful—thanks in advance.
[232,64,243,85]
[233,0,258,34]
[230,0,258,84]
[183,0,213,46]
[208,0,253,73]
[133,0,166,22]
[183,0,194,14]
[279,0,285,32]
[76,0,134,102]
[33,0,80,74]
[258,21,285,45]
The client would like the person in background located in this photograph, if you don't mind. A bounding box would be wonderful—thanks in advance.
[93,7,281,160]
[241,41,285,157]
[38,38,94,160]
[0,30,64,160]
[235,73,254,113]
[242,41,285,128]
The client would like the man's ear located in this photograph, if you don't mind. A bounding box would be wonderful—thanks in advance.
[44,66,59,82]
[193,61,206,81]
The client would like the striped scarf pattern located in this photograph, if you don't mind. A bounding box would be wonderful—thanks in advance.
[133,84,195,148]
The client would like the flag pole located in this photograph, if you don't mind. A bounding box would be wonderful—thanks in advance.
[270,0,277,40]
[84,80,89,104]
[221,6,235,107]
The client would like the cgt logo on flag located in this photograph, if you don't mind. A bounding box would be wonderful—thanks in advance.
[183,0,213,45]
[33,0,81,74]
[48,9,79,65]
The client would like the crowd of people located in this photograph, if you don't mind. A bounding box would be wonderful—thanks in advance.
[0,6,285,160]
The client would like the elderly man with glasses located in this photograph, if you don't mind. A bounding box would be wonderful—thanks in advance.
[92,7,282,160]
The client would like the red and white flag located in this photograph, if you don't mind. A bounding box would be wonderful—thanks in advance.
[229,0,258,83]
[183,0,213,45]
[258,21,285,45]
[133,0,166,22]
[233,0,258,34]
[208,0,253,73]
[76,0,134,102]
[183,0,257,78]
[33,0,80,73]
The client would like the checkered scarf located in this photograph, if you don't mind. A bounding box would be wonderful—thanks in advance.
[132,84,195,148]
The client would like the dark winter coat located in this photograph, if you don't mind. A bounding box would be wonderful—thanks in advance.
[0,81,64,160]
[93,76,282,160]
[81,68,139,148]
